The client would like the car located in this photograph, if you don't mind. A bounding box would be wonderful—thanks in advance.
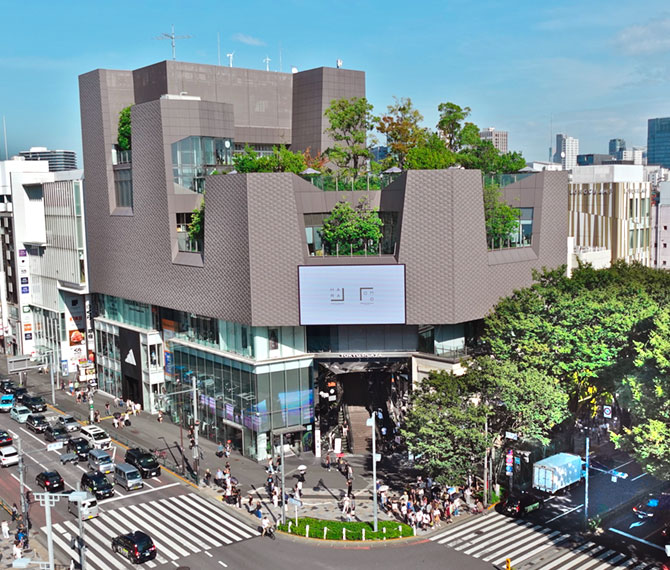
[36,470,65,492]
[111,531,156,564]
[44,425,70,443]
[633,492,670,519]
[79,425,111,450]
[10,405,32,423]
[125,448,161,478]
[66,438,92,461]
[81,471,115,500]
[0,446,19,467]
[23,395,47,413]
[0,380,15,393]
[501,492,544,517]
[0,430,12,447]
[56,415,80,432]
[0,394,15,412]
[26,414,49,433]
[13,387,28,403]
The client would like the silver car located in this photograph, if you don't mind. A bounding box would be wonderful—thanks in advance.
[57,415,80,432]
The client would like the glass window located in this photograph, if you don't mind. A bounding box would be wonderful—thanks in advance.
[172,136,234,194]
[268,328,279,351]
[113,168,133,208]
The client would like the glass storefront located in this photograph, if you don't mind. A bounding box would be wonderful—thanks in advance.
[166,344,313,461]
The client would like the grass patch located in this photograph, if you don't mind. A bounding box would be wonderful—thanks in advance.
[277,517,413,540]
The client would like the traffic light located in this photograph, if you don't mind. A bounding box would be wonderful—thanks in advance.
[505,558,512,570]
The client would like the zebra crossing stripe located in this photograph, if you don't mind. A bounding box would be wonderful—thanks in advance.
[83,517,163,568]
[493,530,565,566]
[540,541,598,570]
[576,549,618,570]
[479,524,545,561]
[458,521,534,555]
[588,552,628,570]
[130,500,204,552]
[438,514,514,545]
[178,493,256,539]
[431,512,508,543]
[559,545,608,570]
[119,503,193,557]
[185,492,259,537]
[151,498,227,546]
[58,521,117,570]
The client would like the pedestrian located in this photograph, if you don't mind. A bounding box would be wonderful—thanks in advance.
[341,495,350,517]
[255,501,262,519]
[93,410,100,423]
[247,494,254,512]
[216,442,224,458]
[13,540,21,559]
[113,414,119,429]
[346,478,353,498]
[126,399,133,412]
[157,410,163,423]
[225,441,231,458]
[272,489,278,508]
[1,520,9,539]
[204,469,212,486]
[346,462,353,479]
[134,401,141,416]
[11,504,18,522]
[325,452,331,472]
[104,402,110,415]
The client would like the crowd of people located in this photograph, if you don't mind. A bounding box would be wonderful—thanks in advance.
[2,504,29,561]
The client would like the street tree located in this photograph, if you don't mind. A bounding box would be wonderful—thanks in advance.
[404,132,456,170]
[324,97,375,176]
[117,106,132,151]
[376,97,426,169]
[401,370,489,485]
[320,198,383,255]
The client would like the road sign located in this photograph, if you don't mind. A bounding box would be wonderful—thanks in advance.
[514,456,521,465]
[374,453,382,463]
[47,442,64,452]
[603,405,612,419]
[505,431,518,440]
[288,497,302,507]
[506,450,514,466]
[506,465,513,475]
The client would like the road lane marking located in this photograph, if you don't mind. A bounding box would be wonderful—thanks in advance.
[614,459,635,470]
[205,551,213,557]
[630,472,647,481]
[545,503,583,523]
[144,481,154,489]
[608,527,665,552]
[218,562,228,568]
[10,474,32,491]
[100,481,179,504]
[19,427,44,444]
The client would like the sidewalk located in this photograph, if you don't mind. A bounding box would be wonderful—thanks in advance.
[3,358,424,531]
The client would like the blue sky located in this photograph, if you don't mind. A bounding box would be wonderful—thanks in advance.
[2,0,670,164]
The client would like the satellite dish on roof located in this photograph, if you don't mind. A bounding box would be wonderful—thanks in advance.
[291,66,299,74]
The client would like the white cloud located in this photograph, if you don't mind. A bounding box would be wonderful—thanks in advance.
[617,17,670,55]
[232,33,266,47]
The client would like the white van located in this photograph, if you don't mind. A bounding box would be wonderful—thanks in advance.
[88,449,114,474]
[68,492,99,520]
[80,425,112,450]
[113,463,144,491]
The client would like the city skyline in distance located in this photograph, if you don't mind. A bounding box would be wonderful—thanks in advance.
[1,0,670,164]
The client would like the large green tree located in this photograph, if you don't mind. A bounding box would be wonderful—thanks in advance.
[611,306,670,476]
[436,102,472,152]
[401,370,489,485]
[376,97,426,168]
[324,97,376,176]
[233,145,307,173]
[320,198,383,255]
[404,132,456,170]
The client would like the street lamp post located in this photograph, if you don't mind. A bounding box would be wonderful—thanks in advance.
[280,432,286,526]
[584,435,590,530]
[192,375,199,483]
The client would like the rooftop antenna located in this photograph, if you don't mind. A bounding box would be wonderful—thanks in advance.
[2,116,7,160]
[226,52,234,67]
[263,55,271,72]
[155,24,191,61]
[336,59,343,69]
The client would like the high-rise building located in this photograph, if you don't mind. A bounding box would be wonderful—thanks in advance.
[479,127,508,153]
[18,147,77,171]
[609,138,626,155]
[0,157,90,367]
[78,58,569,459]
[647,117,670,169]
[553,134,579,170]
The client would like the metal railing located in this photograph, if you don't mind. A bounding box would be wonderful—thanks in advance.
[300,172,400,191]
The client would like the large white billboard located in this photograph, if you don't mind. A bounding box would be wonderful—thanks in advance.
[298,265,406,325]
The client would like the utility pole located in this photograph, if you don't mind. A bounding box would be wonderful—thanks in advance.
[192,375,199,483]
[46,350,55,405]
[280,432,286,525]
[483,415,489,507]
[77,497,88,570]
[17,435,28,542]
[584,435,590,530]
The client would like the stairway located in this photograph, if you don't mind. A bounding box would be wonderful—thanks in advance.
[347,406,371,454]
[337,407,349,453]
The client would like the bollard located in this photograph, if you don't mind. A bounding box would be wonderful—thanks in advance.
[288,521,292,533]
[383,527,387,540]
[413,525,417,536]
[323,527,328,540]
[306,524,309,538]
[343,527,346,540]
[362,528,365,541]
[398,525,401,534]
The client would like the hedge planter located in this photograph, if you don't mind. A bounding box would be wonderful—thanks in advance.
[277,517,414,541]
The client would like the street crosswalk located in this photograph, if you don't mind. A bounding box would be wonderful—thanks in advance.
[429,511,661,569]
[42,492,259,570]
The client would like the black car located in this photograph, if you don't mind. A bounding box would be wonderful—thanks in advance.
[26,414,49,433]
[125,448,161,478]
[67,438,92,461]
[502,492,544,517]
[44,425,70,443]
[23,395,47,413]
[0,430,12,446]
[112,531,156,564]
[13,387,28,403]
[81,471,115,500]
[633,492,670,519]
[0,380,15,394]
[36,470,65,492]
